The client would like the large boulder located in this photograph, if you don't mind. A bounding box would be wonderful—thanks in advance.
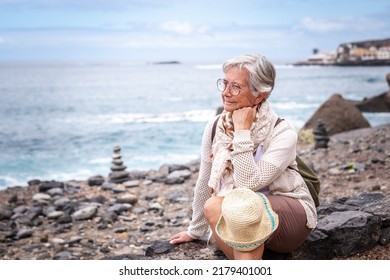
[293,193,389,260]
[387,72,390,88]
[348,72,390,113]
[354,92,390,113]
[302,94,370,135]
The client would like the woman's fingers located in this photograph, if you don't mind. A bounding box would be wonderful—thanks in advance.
[169,231,193,244]
[232,107,255,130]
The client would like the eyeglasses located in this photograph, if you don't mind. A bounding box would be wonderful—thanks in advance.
[216,79,242,96]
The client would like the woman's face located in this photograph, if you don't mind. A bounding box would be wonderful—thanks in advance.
[221,67,266,112]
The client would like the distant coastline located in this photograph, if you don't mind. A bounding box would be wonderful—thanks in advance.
[153,61,180,65]
[295,37,390,66]
[294,59,390,67]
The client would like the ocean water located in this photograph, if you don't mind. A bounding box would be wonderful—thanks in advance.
[1,61,390,189]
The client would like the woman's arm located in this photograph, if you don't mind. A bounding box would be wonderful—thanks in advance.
[231,123,297,191]
[186,116,217,239]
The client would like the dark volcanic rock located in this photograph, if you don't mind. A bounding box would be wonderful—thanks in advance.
[145,240,175,256]
[295,211,381,259]
[293,193,389,260]
[354,92,390,113]
[380,227,390,246]
[39,181,64,192]
[303,94,370,135]
[0,205,13,220]
[87,175,105,186]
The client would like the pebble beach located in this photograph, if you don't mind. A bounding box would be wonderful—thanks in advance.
[0,123,389,260]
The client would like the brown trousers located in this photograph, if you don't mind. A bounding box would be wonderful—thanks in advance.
[265,195,312,252]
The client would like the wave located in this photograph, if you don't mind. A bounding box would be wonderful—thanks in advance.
[89,157,112,164]
[272,102,318,110]
[195,64,221,70]
[0,175,24,189]
[195,64,296,70]
[363,112,390,127]
[274,64,295,69]
[131,152,200,169]
[62,109,216,125]
[133,152,199,163]
[47,168,97,182]
[0,168,98,190]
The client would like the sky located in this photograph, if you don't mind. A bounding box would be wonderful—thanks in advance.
[0,0,389,63]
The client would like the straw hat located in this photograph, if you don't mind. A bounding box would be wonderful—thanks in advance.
[216,188,279,251]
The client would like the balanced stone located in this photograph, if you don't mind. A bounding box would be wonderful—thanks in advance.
[112,159,123,165]
[113,145,121,153]
[109,171,130,180]
[110,165,127,171]
[313,119,330,149]
[112,153,121,160]
[109,145,131,183]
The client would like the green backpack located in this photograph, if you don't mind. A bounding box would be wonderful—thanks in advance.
[211,116,320,207]
[293,155,321,207]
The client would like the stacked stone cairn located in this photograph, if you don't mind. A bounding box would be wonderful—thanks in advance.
[313,119,330,149]
[108,145,131,183]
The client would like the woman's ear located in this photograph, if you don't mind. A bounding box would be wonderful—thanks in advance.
[254,92,268,105]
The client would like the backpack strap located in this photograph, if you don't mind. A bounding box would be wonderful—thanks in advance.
[211,115,221,143]
[263,115,281,152]
[275,117,283,127]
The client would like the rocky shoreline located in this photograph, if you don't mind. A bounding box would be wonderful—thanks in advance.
[1,124,389,260]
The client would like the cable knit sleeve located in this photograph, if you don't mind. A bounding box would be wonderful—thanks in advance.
[186,116,217,239]
[231,122,297,191]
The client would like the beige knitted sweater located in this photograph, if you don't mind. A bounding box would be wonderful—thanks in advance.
[187,115,318,240]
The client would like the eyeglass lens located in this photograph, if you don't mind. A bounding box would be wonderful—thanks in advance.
[217,79,240,95]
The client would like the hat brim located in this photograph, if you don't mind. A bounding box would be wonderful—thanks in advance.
[216,192,279,252]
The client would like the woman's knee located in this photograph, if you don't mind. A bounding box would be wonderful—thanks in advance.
[204,196,223,224]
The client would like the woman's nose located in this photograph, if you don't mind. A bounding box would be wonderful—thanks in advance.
[222,85,232,97]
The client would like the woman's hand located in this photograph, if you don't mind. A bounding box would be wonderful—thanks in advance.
[169,231,194,245]
[232,106,257,131]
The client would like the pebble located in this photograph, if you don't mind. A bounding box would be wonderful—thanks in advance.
[47,211,64,219]
[54,251,72,260]
[123,180,140,188]
[88,175,105,186]
[117,194,138,204]
[16,229,33,239]
[32,193,51,204]
[39,181,64,192]
[101,182,116,190]
[68,236,82,244]
[71,205,98,220]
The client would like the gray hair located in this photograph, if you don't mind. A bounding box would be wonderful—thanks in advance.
[222,54,276,97]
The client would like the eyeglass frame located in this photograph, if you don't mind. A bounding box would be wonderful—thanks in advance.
[216,78,245,96]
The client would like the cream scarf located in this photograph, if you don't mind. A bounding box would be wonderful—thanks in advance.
[208,101,277,196]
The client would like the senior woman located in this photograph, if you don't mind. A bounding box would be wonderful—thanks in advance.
[170,54,317,260]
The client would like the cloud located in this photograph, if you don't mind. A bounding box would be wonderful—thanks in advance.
[0,23,312,61]
[293,16,388,34]
[159,21,211,35]
[293,17,349,33]
[160,21,193,35]
[0,0,169,11]
[0,12,388,61]
[0,24,257,51]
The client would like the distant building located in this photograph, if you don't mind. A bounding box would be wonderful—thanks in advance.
[336,38,390,65]
[294,49,336,66]
[377,46,390,60]
[295,38,390,66]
